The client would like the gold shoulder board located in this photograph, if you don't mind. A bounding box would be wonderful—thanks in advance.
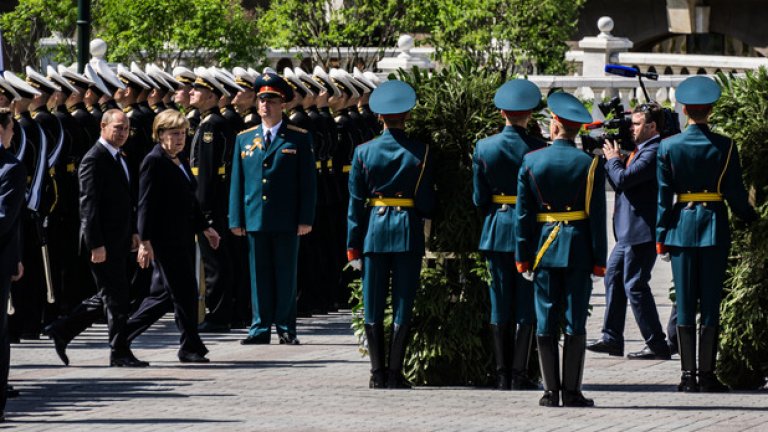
[286,124,308,134]
[238,125,260,136]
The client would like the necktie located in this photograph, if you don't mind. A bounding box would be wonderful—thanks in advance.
[265,130,272,150]
[115,152,128,181]
[626,149,637,167]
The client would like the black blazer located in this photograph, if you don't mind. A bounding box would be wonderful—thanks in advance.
[138,144,208,248]
[0,147,27,277]
[78,140,134,255]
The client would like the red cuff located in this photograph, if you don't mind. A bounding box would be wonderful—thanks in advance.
[592,266,606,277]
[656,242,668,255]
[347,249,361,261]
[516,261,530,273]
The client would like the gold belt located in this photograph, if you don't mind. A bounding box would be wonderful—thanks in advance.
[536,210,588,223]
[315,160,324,170]
[342,165,352,173]
[677,192,723,202]
[491,195,517,205]
[191,166,226,176]
[66,163,76,173]
[368,198,414,207]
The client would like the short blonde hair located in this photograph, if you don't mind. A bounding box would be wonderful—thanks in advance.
[152,109,189,141]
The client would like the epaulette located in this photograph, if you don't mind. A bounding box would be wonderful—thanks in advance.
[238,125,260,136]
[286,124,308,134]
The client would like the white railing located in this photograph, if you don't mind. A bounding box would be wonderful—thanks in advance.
[567,50,768,76]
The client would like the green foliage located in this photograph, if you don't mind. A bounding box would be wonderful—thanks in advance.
[420,0,585,75]
[94,0,264,67]
[710,68,768,389]
[258,0,407,68]
[0,0,78,68]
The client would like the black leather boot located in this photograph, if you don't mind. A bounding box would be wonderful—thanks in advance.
[677,325,698,392]
[386,323,412,389]
[536,335,560,407]
[511,324,538,390]
[365,323,386,389]
[491,323,511,390]
[562,333,594,407]
[698,325,728,393]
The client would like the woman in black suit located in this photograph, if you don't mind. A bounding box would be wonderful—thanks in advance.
[125,109,220,363]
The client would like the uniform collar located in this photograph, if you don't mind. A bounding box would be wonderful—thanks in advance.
[552,138,575,147]
[263,120,282,139]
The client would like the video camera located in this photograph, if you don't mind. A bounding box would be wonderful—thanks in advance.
[579,64,681,156]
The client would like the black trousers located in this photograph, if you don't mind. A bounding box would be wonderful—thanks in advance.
[124,242,207,356]
[201,218,233,325]
[49,251,130,352]
[0,277,11,413]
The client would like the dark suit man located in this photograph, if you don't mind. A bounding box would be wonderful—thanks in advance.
[44,109,147,367]
[0,108,27,422]
[587,103,671,360]
[657,77,757,393]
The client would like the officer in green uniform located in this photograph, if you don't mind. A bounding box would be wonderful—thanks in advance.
[515,92,606,407]
[347,80,435,389]
[229,73,316,345]
[656,76,757,393]
[473,79,544,390]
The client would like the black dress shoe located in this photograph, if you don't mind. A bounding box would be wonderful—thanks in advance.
[586,339,623,357]
[511,374,540,390]
[562,390,595,407]
[699,372,729,393]
[278,333,300,345]
[47,330,70,366]
[241,334,270,345]
[178,351,210,363]
[627,345,671,360]
[6,385,19,398]
[539,390,560,407]
[110,350,149,367]
[197,321,230,333]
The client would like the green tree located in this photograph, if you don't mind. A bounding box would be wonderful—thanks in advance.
[421,0,585,75]
[0,0,78,70]
[258,0,409,68]
[93,0,264,67]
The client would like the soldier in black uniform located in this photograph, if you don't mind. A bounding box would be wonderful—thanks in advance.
[232,67,259,129]
[212,68,246,135]
[173,67,199,147]
[46,67,92,314]
[92,61,124,116]
[353,68,382,137]
[82,64,110,125]
[147,64,182,113]
[190,69,236,333]
[3,71,48,341]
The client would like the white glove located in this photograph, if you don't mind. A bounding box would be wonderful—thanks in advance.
[591,274,604,283]
[660,252,671,262]
[522,270,534,282]
[350,259,362,271]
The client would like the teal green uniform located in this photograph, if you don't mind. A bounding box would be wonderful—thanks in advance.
[473,126,544,325]
[515,139,607,336]
[229,122,317,338]
[347,128,435,325]
[656,124,756,327]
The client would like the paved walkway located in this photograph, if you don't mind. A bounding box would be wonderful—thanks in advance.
[5,193,767,431]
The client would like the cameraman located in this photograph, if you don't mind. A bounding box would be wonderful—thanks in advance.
[587,102,671,360]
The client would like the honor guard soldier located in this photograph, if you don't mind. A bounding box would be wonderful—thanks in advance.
[115,65,153,190]
[656,76,758,393]
[232,67,259,129]
[515,92,607,407]
[211,68,246,135]
[173,66,199,145]
[347,80,434,389]
[58,65,99,149]
[91,60,124,115]
[147,64,183,112]
[344,71,375,143]
[82,63,112,124]
[353,68,381,137]
[45,67,90,313]
[1,107,28,422]
[4,70,51,340]
[191,68,237,332]
[473,79,544,390]
[229,73,317,344]
[129,62,155,119]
